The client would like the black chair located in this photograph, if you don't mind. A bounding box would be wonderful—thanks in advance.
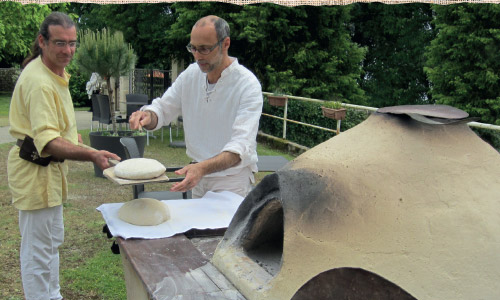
[164,116,186,148]
[126,93,157,144]
[119,137,191,200]
[97,94,127,130]
[125,93,149,121]
[126,93,149,103]
[90,94,101,131]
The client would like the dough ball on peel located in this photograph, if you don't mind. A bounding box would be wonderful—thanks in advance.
[118,198,170,226]
[114,158,166,180]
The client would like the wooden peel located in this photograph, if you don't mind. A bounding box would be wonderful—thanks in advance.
[79,142,172,185]
[103,167,169,185]
[108,159,120,167]
[78,142,120,166]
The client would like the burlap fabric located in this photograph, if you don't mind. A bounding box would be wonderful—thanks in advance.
[4,0,500,6]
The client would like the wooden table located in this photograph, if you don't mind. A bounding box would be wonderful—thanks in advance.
[117,230,245,300]
[114,159,288,299]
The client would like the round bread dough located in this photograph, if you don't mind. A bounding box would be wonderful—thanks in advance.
[114,158,166,180]
[118,198,170,226]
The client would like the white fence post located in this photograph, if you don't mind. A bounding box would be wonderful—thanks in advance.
[283,99,288,139]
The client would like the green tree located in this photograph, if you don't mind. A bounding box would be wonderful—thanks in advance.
[0,2,51,67]
[233,4,367,103]
[69,3,176,69]
[167,3,366,103]
[425,3,500,125]
[75,28,137,134]
[69,3,366,104]
[165,2,243,67]
[352,3,435,108]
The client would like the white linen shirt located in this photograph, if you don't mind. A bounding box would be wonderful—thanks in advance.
[143,58,263,177]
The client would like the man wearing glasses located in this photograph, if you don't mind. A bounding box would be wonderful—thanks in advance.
[130,15,263,198]
[8,12,119,300]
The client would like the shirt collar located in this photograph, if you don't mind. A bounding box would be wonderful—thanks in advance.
[219,57,238,80]
[36,56,70,86]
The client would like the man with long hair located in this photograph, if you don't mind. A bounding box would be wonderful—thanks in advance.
[7,12,119,299]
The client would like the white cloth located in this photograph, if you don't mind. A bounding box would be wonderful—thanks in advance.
[96,191,243,239]
[192,165,253,198]
[85,72,101,99]
[142,58,263,177]
[19,205,64,300]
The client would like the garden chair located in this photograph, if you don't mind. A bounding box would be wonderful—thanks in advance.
[97,94,127,131]
[162,115,186,148]
[126,93,157,145]
[125,93,148,121]
[90,94,101,131]
[119,137,191,200]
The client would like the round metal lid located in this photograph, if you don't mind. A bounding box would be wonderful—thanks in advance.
[377,105,468,119]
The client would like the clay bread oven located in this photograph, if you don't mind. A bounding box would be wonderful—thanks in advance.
[212,105,500,300]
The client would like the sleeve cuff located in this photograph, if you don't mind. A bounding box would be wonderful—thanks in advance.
[222,143,256,168]
[140,106,164,131]
[34,130,61,157]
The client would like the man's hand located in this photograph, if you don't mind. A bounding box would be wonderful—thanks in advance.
[91,150,121,170]
[170,164,205,193]
[129,110,157,130]
[170,152,241,193]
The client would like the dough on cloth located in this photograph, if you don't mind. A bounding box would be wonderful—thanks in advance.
[118,198,170,226]
[114,158,166,180]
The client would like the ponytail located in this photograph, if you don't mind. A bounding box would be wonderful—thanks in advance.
[22,39,42,68]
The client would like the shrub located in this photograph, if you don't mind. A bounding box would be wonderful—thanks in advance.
[0,68,21,92]
[67,62,90,108]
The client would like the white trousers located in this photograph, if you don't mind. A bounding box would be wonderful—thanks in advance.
[192,167,254,199]
[19,205,64,300]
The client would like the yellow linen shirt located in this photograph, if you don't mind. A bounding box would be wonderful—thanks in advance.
[7,56,78,210]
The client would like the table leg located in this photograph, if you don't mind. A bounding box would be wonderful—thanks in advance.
[119,244,150,300]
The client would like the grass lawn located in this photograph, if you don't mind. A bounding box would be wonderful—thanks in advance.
[0,127,295,299]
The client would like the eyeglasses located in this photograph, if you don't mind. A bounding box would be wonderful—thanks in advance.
[50,40,79,48]
[186,37,226,55]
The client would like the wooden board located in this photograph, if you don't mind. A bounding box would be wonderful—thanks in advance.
[103,166,170,185]
[117,235,245,299]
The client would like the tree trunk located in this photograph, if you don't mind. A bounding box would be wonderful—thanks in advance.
[106,77,117,135]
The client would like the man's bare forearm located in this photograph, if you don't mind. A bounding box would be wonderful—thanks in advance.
[43,137,95,161]
[197,151,241,176]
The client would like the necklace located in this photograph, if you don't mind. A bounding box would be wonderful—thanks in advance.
[205,77,216,103]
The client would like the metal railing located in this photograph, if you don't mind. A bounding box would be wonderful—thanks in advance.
[261,91,500,141]
[129,69,172,101]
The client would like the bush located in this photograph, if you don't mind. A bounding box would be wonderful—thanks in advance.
[67,62,90,108]
[473,128,500,153]
[0,68,21,92]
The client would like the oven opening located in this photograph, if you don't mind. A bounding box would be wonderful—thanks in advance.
[241,198,284,276]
